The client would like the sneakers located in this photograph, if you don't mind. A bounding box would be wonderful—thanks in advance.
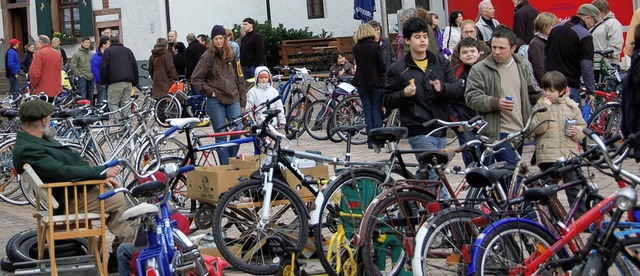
[107,252,119,273]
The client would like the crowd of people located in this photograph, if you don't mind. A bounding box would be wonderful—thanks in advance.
[5,1,640,274]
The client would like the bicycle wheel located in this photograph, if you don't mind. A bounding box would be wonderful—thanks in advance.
[360,191,436,276]
[330,95,367,145]
[584,102,621,150]
[211,178,309,275]
[470,220,569,276]
[285,97,307,138]
[609,237,640,274]
[0,139,28,205]
[134,137,188,172]
[304,99,332,141]
[154,95,182,127]
[414,207,486,276]
[313,169,387,276]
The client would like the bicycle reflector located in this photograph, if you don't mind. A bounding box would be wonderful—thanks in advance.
[615,187,637,211]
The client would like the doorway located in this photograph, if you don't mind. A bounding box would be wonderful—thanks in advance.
[9,7,28,56]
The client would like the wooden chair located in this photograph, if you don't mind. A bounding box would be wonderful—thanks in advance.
[21,163,108,276]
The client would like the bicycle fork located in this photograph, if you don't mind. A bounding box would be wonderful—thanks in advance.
[259,167,275,229]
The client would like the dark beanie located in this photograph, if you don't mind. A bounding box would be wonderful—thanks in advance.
[210,25,226,38]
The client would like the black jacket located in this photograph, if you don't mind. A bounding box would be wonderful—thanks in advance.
[380,37,396,71]
[451,63,477,122]
[240,30,265,68]
[21,51,34,73]
[383,51,462,137]
[528,35,546,84]
[185,40,207,79]
[513,0,538,44]
[173,51,186,76]
[352,38,385,88]
[100,43,139,86]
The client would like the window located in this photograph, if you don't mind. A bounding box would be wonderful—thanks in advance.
[414,0,429,10]
[307,0,324,19]
[386,0,402,14]
[60,0,80,36]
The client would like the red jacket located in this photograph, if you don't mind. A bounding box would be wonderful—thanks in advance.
[29,44,63,97]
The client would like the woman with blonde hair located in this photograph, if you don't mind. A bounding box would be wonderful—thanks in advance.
[352,23,386,148]
[528,12,559,84]
[191,25,245,164]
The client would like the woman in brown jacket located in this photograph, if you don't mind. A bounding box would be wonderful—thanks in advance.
[148,38,178,99]
[191,25,246,165]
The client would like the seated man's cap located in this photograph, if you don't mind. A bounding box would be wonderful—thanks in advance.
[19,100,54,122]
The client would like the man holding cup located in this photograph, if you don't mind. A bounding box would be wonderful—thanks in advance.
[465,26,542,166]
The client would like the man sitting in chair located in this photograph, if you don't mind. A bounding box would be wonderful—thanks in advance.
[13,99,136,272]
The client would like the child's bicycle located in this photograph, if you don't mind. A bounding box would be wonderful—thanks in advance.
[98,160,225,276]
[154,78,209,127]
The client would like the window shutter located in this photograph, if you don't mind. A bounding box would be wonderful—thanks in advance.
[35,0,52,37]
[78,0,94,37]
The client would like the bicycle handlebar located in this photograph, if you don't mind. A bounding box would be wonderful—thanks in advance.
[216,95,281,132]
[423,115,486,138]
[98,165,195,201]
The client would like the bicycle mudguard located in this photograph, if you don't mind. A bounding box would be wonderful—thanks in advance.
[354,183,438,247]
[311,167,388,225]
[467,217,568,275]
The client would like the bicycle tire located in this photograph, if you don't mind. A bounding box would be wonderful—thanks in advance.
[330,95,367,145]
[304,99,332,141]
[360,191,436,276]
[134,137,188,172]
[211,178,309,275]
[606,237,640,275]
[154,95,182,128]
[285,97,307,138]
[470,219,569,276]
[0,139,28,205]
[414,206,486,276]
[313,169,387,276]
[583,102,621,151]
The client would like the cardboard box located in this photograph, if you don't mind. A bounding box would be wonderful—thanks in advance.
[282,165,330,198]
[186,165,256,203]
[199,244,242,261]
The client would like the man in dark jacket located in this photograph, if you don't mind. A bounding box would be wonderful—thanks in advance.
[240,17,265,79]
[369,20,397,71]
[546,4,599,107]
[383,17,462,185]
[100,34,138,115]
[185,33,207,81]
[513,0,539,43]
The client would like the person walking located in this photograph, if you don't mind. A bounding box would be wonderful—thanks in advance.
[100,34,139,115]
[546,4,600,107]
[591,0,623,82]
[191,25,246,165]
[185,33,208,82]
[352,24,386,149]
[70,37,95,104]
[149,38,178,100]
[5,38,21,100]
[476,0,500,43]
[20,43,35,74]
[91,36,111,106]
[465,26,542,166]
[443,10,464,58]
[528,12,558,85]
[513,0,539,44]
[240,18,265,79]
[30,35,62,99]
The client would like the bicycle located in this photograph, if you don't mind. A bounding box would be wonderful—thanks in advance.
[285,74,331,139]
[98,161,216,275]
[303,78,354,141]
[154,78,209,127]
[467,129,640,275]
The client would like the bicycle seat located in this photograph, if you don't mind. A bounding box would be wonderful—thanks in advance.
[73,116,101,127]
[465,167,513,188]
[595,49,614,57]
[369,127,408,145]
[332,123,366,136]
[2,109,19,119]
[263,109,281,117]
[122,202,159,220]
[131,180,166,198]
[416,150,449,165]
[167,117,201,129]
[522,185,560,202]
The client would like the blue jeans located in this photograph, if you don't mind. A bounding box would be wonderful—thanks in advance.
[456,130,478,167]
[117,243,133,276]
[8,75,20,100]
[242,66,256,80]
[206,97,242,165]
[407,135,450,199]
[78,77,95,104]
[569,87,582,109]
[96,85,108,107]
[358,87,383,147]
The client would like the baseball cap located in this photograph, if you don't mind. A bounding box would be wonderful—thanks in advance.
[10,38,20,46]
[577,4,602,23]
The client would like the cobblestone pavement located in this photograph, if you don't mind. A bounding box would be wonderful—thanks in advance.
[0,131,638,275]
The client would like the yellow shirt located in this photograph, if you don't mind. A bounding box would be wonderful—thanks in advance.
[413,58,428,72]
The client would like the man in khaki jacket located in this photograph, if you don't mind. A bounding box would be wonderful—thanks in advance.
[70,37,95,104]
